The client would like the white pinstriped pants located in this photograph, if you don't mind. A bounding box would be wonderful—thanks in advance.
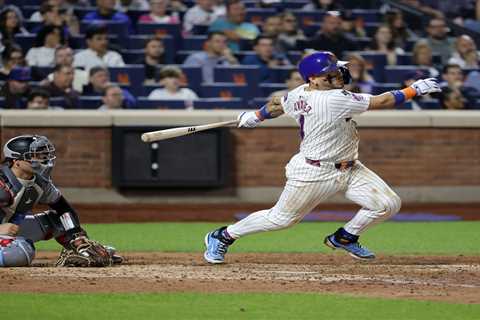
[227,156,401,239]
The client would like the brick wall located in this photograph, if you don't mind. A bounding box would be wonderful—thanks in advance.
[0,128,112,188]
[1,127,479,188]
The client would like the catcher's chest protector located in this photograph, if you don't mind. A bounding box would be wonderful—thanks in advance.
[0,165,60,223]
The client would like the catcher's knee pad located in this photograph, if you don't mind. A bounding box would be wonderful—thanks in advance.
[0,236,36,267]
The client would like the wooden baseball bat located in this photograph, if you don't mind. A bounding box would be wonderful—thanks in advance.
[141,119,239,143]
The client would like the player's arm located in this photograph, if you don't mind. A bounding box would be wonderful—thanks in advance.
[237,95,285,128]
[369,78,441,110]
[48,195,83,236]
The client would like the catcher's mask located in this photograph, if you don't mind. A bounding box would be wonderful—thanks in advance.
[3,135,56,177]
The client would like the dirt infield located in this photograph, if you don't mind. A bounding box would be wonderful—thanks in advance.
[1,252,479,304]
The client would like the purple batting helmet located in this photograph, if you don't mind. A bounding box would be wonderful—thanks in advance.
[298,51,349,82]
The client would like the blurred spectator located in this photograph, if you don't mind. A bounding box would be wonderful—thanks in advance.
[439,87,467,110]
[82,66,137,107]
[383,9,418,48]
[115,0,150,11]
[45,46,89,92]
[277,12,306,53]
[98,84,125,110]
[441,64,480,108]
[0,67,31,109]
[83,0,134,34]
[26,88,63,110]
[139,0,180,23]
[208,0,260,52]
[0,7,29,49]
[30,2,77,37]
[183,32,238,83]
[302,0,343,11]
[136,37,165,83]
[268,70,304,98]
[423,18,455,65]
[41,64,79,109]
[169,0,188,13]
[241,36,291,83]
[368,25,404,66]
[183,0,219,34]
[412,40,440,78]
[0,44,24,81]
[448,35,480,68]
[213,0,226,17]
[262,15,281,38]
[344,53,374,94]
[26,26,65,67]
[73,24,125,71]
[148,66,199,103]
[301,11,357,58]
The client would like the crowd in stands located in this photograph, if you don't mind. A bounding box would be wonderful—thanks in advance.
[1,0,480,110]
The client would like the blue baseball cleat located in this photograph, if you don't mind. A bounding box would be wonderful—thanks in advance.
[204,227,234,264]
[324,234,375,260]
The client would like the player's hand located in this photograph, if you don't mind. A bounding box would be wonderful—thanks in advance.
[0,223,19,236]
[237,111,262,128]
[410,78,442,96]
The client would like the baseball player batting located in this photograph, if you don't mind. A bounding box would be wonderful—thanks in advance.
[204,51,441,263]
[0,135,122,267]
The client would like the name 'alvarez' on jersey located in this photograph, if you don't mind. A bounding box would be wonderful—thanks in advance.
[281,84,371,162]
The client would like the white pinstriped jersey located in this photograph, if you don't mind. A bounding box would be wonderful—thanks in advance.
[282,84,371,162]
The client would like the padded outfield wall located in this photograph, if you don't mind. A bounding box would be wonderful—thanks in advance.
[0,110,479,204]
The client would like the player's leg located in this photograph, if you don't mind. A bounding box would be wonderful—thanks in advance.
[0,236,35,267]
[204,179,338,264]
[325,162,401,260]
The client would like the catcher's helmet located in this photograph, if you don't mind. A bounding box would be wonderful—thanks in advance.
[3,135,56,176]
[298,51,349,82]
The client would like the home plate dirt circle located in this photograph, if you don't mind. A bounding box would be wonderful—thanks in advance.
[1,252,479,304]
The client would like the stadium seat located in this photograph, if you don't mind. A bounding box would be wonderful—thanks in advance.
[74,7,96,20]
[80,21,129,41]
[200,83,249,104]
[14,34,36,53]
[345,51,387,82]
[259,83,287,97]
[419,99,441,109]
[126,9,149,25]
[384,66,430,84]
[371,83,400,95]
[79,96,102,109]
[194,98,244,109]
[49,97,66,108]
[109,65,145,92]
[31,66,53,81]
[24,19,42,33]
[351,9,381,23]
[136,98,187,109]
[213,65,261,97]
[121,50,144,64]
[182,35,207,51]
[0,97,5,109]
[268,66,296,83]
[397,53,442,65]
[292,10,325,29]
[249,97,269,109]
[287,51,303,65]
[136,23,181,47]
[191,25,209,35]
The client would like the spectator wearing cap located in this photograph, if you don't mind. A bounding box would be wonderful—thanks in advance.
[412,40,440,78]
[241,36,291,83]
[441,64,480,109]
[0,44,24,81]
[26,88,63,110]
[422,18,455,65]
[183,32,238,84]
[82,66,137,108]
[26,25,65,67]
[83,0,133,34]
[98,84,125,110]
[45,46,89,93]
[41,64,80,109]
[139,0,179,24]
[448,35,480,69]
[136,37,166,83]
[148,66,199,104]
[367,25,404,66]
[0,67,31,109]
[208,0,260,53]
[343,53,374,94]
[73,24,125,71]
[183,0,219,34]
[439,87,468,110]
[301,11,357,58]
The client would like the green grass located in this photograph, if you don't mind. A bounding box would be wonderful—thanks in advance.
[4,293,480,320]
[34,221,480,255]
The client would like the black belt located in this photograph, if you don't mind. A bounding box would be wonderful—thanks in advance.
[306,158,356,170]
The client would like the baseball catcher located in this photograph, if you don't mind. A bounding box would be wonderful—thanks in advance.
[0,134,123,267]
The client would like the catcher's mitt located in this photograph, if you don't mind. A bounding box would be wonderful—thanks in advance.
[55,236,113,267]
